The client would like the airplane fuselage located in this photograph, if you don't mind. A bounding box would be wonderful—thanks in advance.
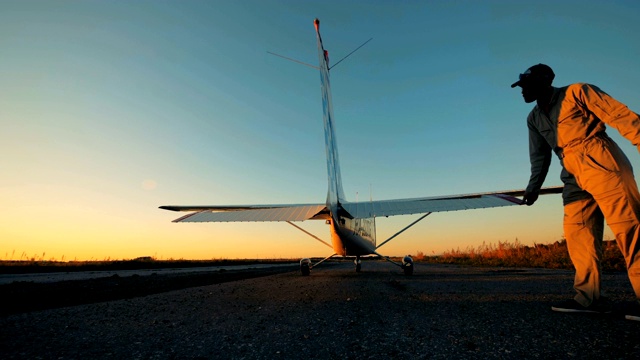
[329,210,376,256]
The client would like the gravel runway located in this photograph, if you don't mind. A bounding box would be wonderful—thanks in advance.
[1,261,638,359]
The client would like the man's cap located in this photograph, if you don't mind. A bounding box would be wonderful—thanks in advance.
[511,63,555,88]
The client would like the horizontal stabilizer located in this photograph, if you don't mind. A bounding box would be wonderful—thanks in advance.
[341,186,563,218]
[166,204,328,223]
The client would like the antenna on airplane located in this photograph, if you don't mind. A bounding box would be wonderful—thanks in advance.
[266,51,319,70]
[329,37,373,70]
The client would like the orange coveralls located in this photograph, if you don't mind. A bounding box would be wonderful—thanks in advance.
[526,83,640,306]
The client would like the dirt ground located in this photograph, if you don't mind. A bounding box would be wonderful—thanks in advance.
[1,261,638,359]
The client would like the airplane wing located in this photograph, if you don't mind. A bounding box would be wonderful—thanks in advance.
[340,186,564,218]
[160,186,563,223]
[159,204,329,223]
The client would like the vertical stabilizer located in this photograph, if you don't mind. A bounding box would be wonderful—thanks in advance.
[314,19,346,208]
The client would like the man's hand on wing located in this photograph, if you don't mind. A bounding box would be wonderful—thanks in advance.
[521,191,539,206]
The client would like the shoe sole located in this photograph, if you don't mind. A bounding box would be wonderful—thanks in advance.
[551,306,612,314]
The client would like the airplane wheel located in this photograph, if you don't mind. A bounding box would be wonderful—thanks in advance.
[301,264,310,276]
[403,264,413,276]
[300,258,311,276]
[402,255,414,275]
[355,263,361,272]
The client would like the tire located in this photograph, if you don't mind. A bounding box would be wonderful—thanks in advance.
[301,264,311,276]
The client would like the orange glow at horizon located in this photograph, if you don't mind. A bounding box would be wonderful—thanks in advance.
[2,183,579,262]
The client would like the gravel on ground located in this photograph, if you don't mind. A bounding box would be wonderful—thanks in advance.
[1,261,638,359]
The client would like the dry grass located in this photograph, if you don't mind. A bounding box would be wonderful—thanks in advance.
[2,239,629,274]
[418,239,627,271]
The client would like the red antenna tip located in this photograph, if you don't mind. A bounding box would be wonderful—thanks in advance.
[314,18,320,31]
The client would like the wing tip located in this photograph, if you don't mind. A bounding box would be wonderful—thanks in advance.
[159,206,180,212]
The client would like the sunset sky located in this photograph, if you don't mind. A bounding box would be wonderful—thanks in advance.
[2,1,640,261]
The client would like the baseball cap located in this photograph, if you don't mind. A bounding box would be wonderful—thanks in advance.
[511,64,555,88]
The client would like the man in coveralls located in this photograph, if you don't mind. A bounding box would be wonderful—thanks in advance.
[512,64,640,321]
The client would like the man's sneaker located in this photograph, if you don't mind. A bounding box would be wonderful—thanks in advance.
[551,299,612,314]
[625,301,640,321]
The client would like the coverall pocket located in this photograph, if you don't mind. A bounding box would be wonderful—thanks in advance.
[584,140,619,173]
[585,154,614,173]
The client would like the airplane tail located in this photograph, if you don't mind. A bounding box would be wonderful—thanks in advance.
[315,19,346,207]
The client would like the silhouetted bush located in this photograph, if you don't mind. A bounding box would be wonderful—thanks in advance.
[420,239,626,271]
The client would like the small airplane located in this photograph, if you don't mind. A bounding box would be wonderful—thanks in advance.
[160,19,562,275]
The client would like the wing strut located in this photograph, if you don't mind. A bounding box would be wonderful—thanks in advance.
[375,212,432,250]
[286,221,333,249]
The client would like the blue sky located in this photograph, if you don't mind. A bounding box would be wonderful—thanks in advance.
[2,0,640,260]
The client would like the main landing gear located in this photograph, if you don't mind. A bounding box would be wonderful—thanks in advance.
[299,253,337,275]
[299,254,415,275]
[300,258,312,276]
[402,255,414,275]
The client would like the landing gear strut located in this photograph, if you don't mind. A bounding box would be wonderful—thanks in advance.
[354,256,362,272]
[299,254,337,275]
